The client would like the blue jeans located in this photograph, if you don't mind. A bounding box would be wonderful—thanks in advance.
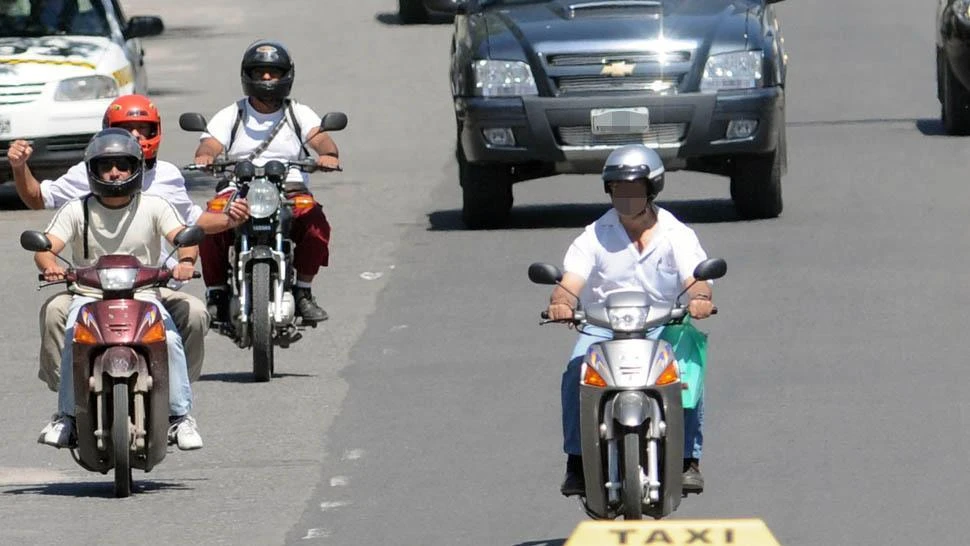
[561,325,704,460]
[57,294,193,417]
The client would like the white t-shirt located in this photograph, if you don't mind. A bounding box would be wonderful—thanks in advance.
[201,99,321,183]
[44,193,186,297]
[563,207,709,308]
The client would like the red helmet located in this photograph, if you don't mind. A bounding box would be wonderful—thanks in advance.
[102,95,161,161]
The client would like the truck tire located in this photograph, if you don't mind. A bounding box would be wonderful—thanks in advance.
[458,145,514,229]
[730,129,785,220]
[398,0,430,24]
[942,56,970,135]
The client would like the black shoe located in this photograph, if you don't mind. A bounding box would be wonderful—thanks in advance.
[682,459,704,494]
[293,287,329,322]
[560,454,585,497]
[206,287,230,324]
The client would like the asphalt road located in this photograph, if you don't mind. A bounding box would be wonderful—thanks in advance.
[2,1,968,545]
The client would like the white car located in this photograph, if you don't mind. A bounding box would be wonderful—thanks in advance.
[0,0,163,180]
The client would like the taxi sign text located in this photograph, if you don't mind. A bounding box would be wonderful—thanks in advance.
[565,519,781,546]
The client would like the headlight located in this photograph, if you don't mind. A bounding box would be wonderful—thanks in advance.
[472,60,538,97]
[700,51,763,92]
[956,0,970,21]
[607,307,649,332]
[248,179,280,219]
[54,76,119,101]
[97,268,137,290]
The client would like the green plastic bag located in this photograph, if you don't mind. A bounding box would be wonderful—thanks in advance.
[659,318,708,409]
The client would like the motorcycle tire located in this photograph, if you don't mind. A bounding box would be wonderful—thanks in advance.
[252,262,274,382]
[112,382,133,498]
[622,431,644,520]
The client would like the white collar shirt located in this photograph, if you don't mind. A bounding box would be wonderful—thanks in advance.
[563,207,709,308]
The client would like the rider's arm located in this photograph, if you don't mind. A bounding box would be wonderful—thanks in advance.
[193,137,225,162]
[34,234,66,271]
[551,272,586,308]
[305,128,339,158]
[12,163,45,210]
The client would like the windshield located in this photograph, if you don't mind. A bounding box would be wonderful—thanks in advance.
[0,0,111,38]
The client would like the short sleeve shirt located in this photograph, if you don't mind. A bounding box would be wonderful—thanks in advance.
[563,207,708,307]
[201,99,321,183]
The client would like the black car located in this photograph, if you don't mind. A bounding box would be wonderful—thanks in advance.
[937,0,970,134]
[427,0,788,228]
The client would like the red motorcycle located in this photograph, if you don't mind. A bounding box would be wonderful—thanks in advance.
[21,226,203,498]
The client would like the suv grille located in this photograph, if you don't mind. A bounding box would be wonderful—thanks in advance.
[548,52,691,66]
[555,75,681,95]
[545,51,693,95]
[557,123,687,147]
[0,82,45,105]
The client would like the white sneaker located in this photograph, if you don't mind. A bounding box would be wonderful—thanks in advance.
[167,415,203,450]
[38,414,76,448]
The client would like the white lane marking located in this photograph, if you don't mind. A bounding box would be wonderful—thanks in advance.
[330,476,350,487]
[320,501,351,511]
[302,528,331,539]
[342,449,365,460]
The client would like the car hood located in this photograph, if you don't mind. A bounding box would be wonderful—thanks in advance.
[0,36,112,83]
[483,0,751,59]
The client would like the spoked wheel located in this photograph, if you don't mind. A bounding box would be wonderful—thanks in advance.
[251,262,274,382]
[112,382,132,498]
[621,431,644,520]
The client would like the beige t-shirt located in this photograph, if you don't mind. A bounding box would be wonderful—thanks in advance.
[45,193,186,296]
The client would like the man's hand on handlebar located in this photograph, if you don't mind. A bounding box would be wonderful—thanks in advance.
[315,155,341,172]
[226,198,250,228]
[194,154,215,167]
[41,265,66,282]
[688,296,715,320]
[171,262,196,282]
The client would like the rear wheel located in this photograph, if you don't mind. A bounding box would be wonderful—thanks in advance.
[942,56,970,135]
[458,143,514,229]
[621,431,644,520]
[112,382,132,498]
[398,0,430,24]
[251,263,274,382]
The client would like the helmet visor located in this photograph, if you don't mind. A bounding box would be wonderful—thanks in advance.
[90,156,139,179]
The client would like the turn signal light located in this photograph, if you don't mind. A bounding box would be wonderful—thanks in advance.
[291,194,315,214]
[655,361,679,386]
[581,363,608,388]
[73,322,98,345]
[140,321,166,344]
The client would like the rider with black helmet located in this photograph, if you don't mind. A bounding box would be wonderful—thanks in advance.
[32,129,204,451]
[193,40,340,324]
[544,144,716,497]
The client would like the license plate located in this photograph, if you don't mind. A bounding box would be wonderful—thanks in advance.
[590,107,649,135]
[0,115,10,136]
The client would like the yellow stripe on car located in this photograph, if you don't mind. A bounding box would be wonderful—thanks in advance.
[112,66,134,87]
[0,58,97,70]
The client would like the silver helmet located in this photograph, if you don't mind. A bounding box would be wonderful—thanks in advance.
[601,144,665,199]
[84,128,144,198]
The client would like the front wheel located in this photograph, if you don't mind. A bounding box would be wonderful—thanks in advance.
[942,56,970,135]
[730,128,785,220]
[458,143,514,229]
[251,262,274,382]
[621,431,644,520]
[112,382,132,498]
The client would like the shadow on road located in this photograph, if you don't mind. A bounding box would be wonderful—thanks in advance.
[374,11,454,26]
[513,540,567,546]
[427,199,741,231]
[3,479,194,498]
[198,372,317,383]
[915,118,948,136]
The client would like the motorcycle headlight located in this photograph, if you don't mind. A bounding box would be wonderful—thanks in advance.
[54,76,119,101]
[472,60,538,97]
[97,268,137,290]
[607,307,649,332]
[248,179,280,219]
[700,50,763,93]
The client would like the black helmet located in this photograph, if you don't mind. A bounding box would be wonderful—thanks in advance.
[240,40,294,102]
[602,144,665,200]
[84,128,144,198]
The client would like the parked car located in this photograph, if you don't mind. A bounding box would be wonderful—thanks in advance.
[429,0,788,228]
[937,0,970,134]
[0,0,163,181]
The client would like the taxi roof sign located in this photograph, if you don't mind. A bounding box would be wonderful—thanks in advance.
[564,518,781,546]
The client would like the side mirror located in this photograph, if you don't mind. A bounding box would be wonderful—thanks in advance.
[692,258,727,282]
[20,230,52,252]
[424,0,467,13]
[528,263,563,285]
[173,226,205,248]
[179,113,208,132]
[319,112,348,133]
[124,16,164,40]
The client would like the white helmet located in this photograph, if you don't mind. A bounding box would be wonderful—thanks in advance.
[602,144,665,200]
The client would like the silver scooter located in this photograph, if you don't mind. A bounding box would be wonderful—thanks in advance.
[529,257,726,520]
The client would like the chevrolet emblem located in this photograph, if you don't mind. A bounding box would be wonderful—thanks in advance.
[600,61,635,77]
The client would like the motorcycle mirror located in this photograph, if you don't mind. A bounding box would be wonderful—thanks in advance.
[173,225,205,248]
[179,112,208,132]
[319,112,348,132]
[528,262,563,285]
[20,230,52,252]
[692,258,727,281]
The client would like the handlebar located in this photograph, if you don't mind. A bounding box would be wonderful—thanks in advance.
[183,159,342,174]
[539,304,717,324]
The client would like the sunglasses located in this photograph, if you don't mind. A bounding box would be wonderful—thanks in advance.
[248,67,285,80]
[92,156,138,175]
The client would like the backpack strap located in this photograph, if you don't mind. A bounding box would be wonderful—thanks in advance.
[285,98,311,159]
[226,98,248,159]
[81,193,93,260]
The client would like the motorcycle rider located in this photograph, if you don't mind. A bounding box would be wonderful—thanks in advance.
[33,128,203,450]
[192,39,340,324]
[545,145,716,496]
[7,94,250,386]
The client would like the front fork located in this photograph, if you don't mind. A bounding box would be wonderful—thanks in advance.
[232,232,294,333]
[602,396,666,505]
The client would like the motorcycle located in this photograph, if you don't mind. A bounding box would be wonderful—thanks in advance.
[178,111,348,382]
[528,257,727,520]
[20,226,205,498]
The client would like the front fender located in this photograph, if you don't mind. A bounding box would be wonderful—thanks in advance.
[612,391,650,427]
